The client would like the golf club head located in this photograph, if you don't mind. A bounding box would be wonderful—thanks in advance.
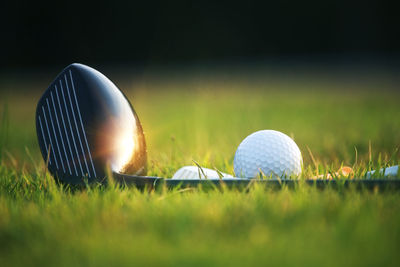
[36,63,147,185]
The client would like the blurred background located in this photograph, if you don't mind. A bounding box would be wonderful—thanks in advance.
[0,0,399,172]
[1,0,399,69]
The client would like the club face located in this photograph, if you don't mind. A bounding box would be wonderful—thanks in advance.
[36,63,147,185]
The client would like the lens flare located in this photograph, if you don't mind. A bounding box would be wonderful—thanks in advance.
[112,124,136,172]
[95,86,146,176]
[107,96,139,173]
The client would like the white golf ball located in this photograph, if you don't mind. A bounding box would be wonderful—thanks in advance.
[234,130,302,178]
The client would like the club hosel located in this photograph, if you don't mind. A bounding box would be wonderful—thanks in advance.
[112,172,161,188]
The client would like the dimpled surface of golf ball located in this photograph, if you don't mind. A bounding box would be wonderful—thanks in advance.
[234,130,302,178]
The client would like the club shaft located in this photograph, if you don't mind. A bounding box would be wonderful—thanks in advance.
[112,173,400,190]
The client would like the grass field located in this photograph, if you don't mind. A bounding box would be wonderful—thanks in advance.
[1,68,400,266]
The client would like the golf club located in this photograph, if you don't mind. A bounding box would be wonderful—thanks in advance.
[36,63,400,190]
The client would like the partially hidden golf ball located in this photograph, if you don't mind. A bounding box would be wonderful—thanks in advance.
[234,130,302,178]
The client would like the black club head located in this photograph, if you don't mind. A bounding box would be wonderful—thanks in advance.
[36,63,147,185]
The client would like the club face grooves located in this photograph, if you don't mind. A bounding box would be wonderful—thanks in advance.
[36,65,96,183]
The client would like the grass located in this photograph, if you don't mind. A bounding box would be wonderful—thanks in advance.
[0,69,400,266]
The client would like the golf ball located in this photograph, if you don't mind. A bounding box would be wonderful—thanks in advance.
[234,130,302,178]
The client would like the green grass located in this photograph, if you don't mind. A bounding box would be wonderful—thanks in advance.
[0,71,400,266]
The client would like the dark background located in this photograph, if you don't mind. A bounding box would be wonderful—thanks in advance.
[1,0,399,69]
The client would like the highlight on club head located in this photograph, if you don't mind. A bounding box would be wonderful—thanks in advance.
[35,63,147,185]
